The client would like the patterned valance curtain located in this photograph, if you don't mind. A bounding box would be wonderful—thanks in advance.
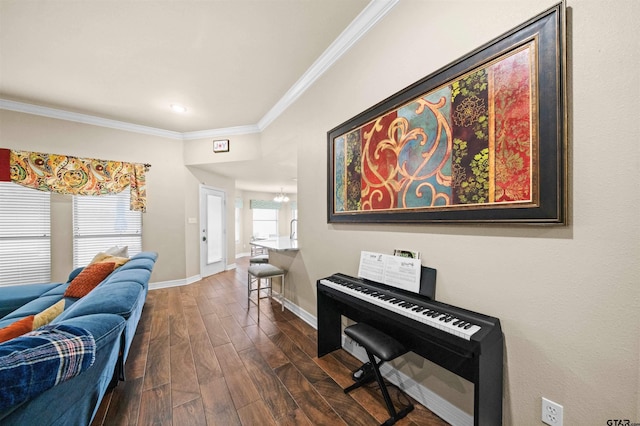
[0,149,148,212]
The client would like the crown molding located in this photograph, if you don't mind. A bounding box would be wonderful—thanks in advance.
[0,99,184,140]
[182,124,261,140]
[0,0,399,140]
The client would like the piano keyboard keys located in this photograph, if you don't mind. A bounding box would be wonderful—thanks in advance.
[320,277,481,340]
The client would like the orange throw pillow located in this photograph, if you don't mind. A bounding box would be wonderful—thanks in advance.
[64,262,116,298]
[0,315,35,343]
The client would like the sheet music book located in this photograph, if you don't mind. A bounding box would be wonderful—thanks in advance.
[393,248,421,259]
[358,251,421,293]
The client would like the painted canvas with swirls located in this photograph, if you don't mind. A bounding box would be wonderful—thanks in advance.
[328,4,565,224]
[334,45,534,213]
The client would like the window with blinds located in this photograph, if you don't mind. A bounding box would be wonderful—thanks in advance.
[73,187,142,268]
[252,208,278,239]
[0,183,51,287]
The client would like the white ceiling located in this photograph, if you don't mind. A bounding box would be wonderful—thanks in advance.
[0,0,390,194]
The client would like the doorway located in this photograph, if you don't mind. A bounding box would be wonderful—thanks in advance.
[199,185,226,278]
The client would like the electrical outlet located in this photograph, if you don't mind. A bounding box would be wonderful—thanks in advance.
[542,397,563,426]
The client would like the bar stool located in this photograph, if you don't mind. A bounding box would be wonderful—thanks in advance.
[344,322,414,426]
[249,254,269,264]
[247,263,286,319]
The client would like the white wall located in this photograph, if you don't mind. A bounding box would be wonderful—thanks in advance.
[260,0,640,424]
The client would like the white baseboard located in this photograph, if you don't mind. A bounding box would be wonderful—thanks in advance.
[186,275,202,285]
[282,299,318,329]
[149,264,236,290]
[149,274,201,290]
[147,278,471,425]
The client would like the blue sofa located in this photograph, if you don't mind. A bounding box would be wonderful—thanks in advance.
[0,251,158,426]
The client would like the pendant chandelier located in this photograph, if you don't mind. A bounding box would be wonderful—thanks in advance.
[273,188,289,203]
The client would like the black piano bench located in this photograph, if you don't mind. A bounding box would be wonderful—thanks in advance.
[344,323,414,426]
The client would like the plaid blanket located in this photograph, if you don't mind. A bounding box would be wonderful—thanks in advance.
[0,324,96,411]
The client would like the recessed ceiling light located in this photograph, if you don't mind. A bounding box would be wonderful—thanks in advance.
[170,104,187,113]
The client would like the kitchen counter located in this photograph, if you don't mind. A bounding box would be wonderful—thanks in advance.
[250,237,299,252]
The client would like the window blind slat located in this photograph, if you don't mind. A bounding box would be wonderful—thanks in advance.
[73,188,142,268]
[0,183,51,286]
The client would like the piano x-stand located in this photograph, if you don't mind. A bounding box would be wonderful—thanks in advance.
[317,273,504,426]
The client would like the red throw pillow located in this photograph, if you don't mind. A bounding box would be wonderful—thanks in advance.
[64,262,116,298]
[0,315,35,343]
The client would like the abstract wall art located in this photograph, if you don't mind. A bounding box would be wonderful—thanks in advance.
[327,3,566,224]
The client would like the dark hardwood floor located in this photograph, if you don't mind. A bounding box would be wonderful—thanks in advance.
[91,257,449,426]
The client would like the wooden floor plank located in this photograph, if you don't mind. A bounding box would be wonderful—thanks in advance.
[170,340,201,407]
[199,377,242,426]
[142,333,170,391]
[183,304,207,337]
[172,397,207,426]
[274,319,317,358]
[240,347,299,421]
[209,295,233,318]
[227,300,256,328]
[190,331,224,385]
[313,376,379,426]
[169,310,189,348]
[137,383,171,426]
[196,296,217,316]
[288,316,318,342]
[202,312,231,347]
[274,408,313,426]
[236,400,278,426]
[270,331,329,384]
[243,324,290,370]
[214,342,261,409]
[274,362,345,426]
[102,377,143,426]
[314,351,357,389]
[219,314,254,352]
[148,307,169,341]
[124,328,149,381]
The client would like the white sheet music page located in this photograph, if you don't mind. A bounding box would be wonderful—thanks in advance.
[383,255,421,293]
[358,251,421,293]
[357,251,385,282]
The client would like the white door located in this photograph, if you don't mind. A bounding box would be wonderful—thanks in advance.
[199,185,226,277]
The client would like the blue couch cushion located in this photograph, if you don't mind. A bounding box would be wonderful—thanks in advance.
[103,269,151,288]
[117,258,155,272]
[55,282,144,322]
[0,284,63,320]
[0,295,65,324]
[131,252,158,262]
[0,324,96,411]
[40,283,70,298]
